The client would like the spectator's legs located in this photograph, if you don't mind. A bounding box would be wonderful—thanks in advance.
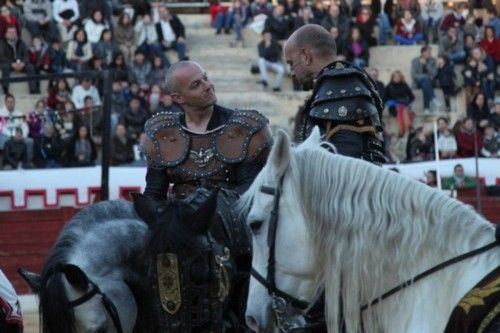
[378,12,391,45]
[224,11,234,32]
[214,12,225,33]
[171,40,187,61]
[151,42,171,65]
[431,19,440,43]
[394,35,415,45]
[353,57,366,68]
[257,57,269,85]
[268,62,285,89]
[449,50,466,63]
[25,63,39,94]
[26,20,41,39]
[481,77,496,102]
[234,16,243,41]
[422,18,430,43]
[412,33,423,43]
[0,134,9,150]
[1,63,11,94]
[416,77,435,109]
[24,137,34,162]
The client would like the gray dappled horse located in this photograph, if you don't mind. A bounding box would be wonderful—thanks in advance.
[19,188,250,332]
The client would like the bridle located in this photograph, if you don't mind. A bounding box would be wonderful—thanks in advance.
[250,175,323,332]
[53,267,123,333]
[250,170,500,332]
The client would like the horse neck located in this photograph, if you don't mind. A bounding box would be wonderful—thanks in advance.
[295,152,497,332]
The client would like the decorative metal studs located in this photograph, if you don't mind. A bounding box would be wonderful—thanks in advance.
[338,106,348,117]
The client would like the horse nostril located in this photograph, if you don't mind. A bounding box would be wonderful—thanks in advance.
[246,315,260,331]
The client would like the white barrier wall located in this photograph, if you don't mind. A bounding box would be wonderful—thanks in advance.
[0,158,498,211]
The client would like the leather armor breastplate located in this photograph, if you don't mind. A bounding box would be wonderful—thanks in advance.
[142,109,272,198]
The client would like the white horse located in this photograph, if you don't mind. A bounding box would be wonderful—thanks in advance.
[240,128,499,333]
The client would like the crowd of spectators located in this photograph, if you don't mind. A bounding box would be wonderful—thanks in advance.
[0,0,189,170]
[0,0,498,171]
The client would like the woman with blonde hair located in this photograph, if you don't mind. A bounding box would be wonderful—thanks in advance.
[385,70,415,136]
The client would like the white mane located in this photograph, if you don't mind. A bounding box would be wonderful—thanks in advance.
[240,136,495,333]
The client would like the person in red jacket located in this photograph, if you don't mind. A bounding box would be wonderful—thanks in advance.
[395,9,423,45]
[455,117,484,157]
[0,5,18,39]
[479,25,500,72]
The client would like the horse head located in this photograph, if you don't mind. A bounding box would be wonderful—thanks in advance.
[132,189,233,331]
[241,129,319,332]
[20,263,137,333]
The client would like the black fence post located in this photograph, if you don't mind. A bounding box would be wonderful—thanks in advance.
[100,69,112,201]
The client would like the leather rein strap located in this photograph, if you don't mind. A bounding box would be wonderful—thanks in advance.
[361,224,500,311]
[250,177,310,311]
[66,280,124,333]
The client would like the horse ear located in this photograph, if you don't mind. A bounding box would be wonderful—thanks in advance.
[18,268,42,293]
[131,192,157,226]
[61,264,89,291]
[190,188,219,233]
[302,126,321,147]
[268,129,291,177]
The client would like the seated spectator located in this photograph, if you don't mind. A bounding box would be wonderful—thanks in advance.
[463,14,479,41]
[411,46,440,113]
[441,163,476,190]
[67,124,97,167]
[128,50,152,90]
[437,127,457,159]
[2,127,30,170]
[210,0,229,29]
[111,124,135,166]
[146,84,164,112]
[0,94,33,158]
[435,54,459,112]
[152,94,173,115]
[94,29,120,66]
[264,4,292,45]
[115,12,136,64]
[385,70,415,136]
[424,170,437,187]
[47,78,71,110]
[490,98,500,130]
[366,67,385,101]
[437,116,450,136]
[293,7,316,31]
[329,26,346,58]
[420,0,443,44]
[467,92,490,129]
[27,99,49,139]
[455,117,483,157]
[479,26,500,72]
[134,13,159,62]
[28,35,49,92]
[148,55,169,90]
[484,8,500,38]
[344,26,370,68]
[0,27,38,95]
[84,9,109,48]
[79,1,111,27]
[393,0,420,24]
[385,132,406,162]
[311,0,327,22]
[440,3,466,35]
[110,53,129,83]
[66,28,93,72]
[45,38,67,74]
[356,7,378,46]
[23,0,58,42]
[439,26,466,63]
[71,76,101,109]
[33,123,65,168]
[257,31,285,92]
[249,0,273,17]
[154,5,189,62]
[462,48,489,104]
[340,0,362,18]
[481,124,499,158]
[395,9,423,45]
[408,125,433,161]
[321,3,350,42]
[0,5,19,39]
[121,97,148,142]
[53,0,80,44]
[463,33,477,59]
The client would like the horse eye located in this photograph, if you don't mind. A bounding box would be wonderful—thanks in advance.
[249,220,263,233]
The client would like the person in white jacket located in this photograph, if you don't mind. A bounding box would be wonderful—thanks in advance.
[0,94,33,161]
[84,9,109,46]
[71,77,102,109]
[53,0,79,44]
[134,13,158,60]
[437,127,458,159]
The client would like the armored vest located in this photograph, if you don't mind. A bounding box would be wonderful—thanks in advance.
[142,108,273,198]
[294,61,386,164]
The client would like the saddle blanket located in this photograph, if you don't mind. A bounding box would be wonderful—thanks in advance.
[444,266,500,333]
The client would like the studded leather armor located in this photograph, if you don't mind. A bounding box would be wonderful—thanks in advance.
[142,106,273,199]
[294,61,386,164]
